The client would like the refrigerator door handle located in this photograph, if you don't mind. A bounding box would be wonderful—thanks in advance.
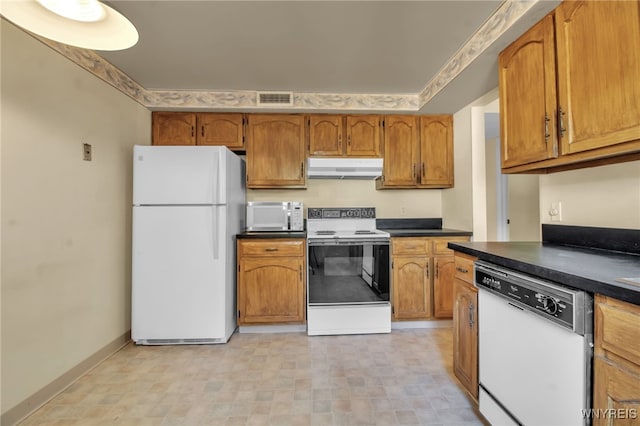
[212,206,220,260]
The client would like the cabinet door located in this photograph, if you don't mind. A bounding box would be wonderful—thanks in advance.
[152,112,196,145]
[308,115,344,156]
[382,115,419,186]
[346,115,381,157]
[419,115,453,187]
[453,278,478,400]
[499,14,558,168]
[392,256,430,320]
[555,1,640,155]
[238,257,304,324]
[433,256,455,318]
[197,113,244,149]
[246,114,306,188]
[593,357,640,426]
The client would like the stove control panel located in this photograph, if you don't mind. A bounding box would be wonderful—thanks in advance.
[308,207,376,219]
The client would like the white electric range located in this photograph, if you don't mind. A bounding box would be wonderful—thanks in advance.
[306,207,391,336]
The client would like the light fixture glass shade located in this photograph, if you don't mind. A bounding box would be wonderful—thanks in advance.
[0,0,138,51]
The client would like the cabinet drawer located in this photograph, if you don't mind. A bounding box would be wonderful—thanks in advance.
[454,253,476,284]
[433,237,469,255]
[392,238,430,255]
[239,239,304,257]
[596,295,640,366]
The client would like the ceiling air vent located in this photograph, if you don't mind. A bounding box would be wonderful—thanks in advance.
[257,92,293,106]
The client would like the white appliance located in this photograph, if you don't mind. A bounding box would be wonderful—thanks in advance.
[306,207,391,336]
[132,145,246,345]
[307,157,383,179]
[475,261,593,425]
[246,201,304,231]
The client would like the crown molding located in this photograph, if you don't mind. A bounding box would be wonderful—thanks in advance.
[18,1,539,112]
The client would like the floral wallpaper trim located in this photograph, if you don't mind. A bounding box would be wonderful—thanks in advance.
[418,0,539,108]
[25,1,539,112]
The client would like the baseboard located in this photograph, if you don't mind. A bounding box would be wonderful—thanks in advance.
[238,324,307,333]
[1,330,131,426]
[391,319,453,329]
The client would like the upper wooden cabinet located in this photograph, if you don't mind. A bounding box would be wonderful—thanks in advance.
[308,115,344,156]
[420,115,454,187]
[152,112,245,149]
[499,1,640,173]
[345,115,382,157]
[246,114,306,189]
[377,114,453,189]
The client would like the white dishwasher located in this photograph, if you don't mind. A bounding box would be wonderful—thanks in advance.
[475,261,593,426]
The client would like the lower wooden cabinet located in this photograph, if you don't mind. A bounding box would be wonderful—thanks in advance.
[391,236,468,320]
[593,294,640,425]
[237,238,306,325]
[453,252,478,400]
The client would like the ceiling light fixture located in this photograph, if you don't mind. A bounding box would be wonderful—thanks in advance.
[0,0,138,51]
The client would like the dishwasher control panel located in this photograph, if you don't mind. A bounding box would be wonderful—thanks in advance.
[475,261,591,334]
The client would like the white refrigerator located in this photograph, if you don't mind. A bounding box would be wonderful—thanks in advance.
[131,145,245,344]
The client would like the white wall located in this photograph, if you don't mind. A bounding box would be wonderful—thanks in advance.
[248,180,443,218]
[539,161,640,229]
[1,20,150,415]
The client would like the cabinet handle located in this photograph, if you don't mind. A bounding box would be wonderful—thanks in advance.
[338,134,342,150]
[558,107,566,138]
[425,263,429,279]
[299,265,303,280]
[300,162,304,178]
[435,262,439,279]
[544,113,550,141]
[469,302,474,329]
[413,164,416,180]
[201,125,204,137]
[456,266,469,274]
[421,162,425,178]
[191,126,195,137]
[347,134,351,146]
[265,248,278,252]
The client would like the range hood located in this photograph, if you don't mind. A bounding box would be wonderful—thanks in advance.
[307,157,383,180]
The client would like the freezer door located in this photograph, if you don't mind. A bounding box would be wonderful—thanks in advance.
[132,205,229,341]
[133,145,226,205]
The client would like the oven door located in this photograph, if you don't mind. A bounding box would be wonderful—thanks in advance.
[307,239,390,305]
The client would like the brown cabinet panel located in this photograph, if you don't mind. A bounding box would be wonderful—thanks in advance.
[382,115,419,186]
[419,115,454,187]
[152,112,197,146]
[593,294,640,425]
[308,115,344,156]
[392,237,431,256]
[237,238,306,325]
[433,256,455,318]
[346,115,381,157]
[392,256,431,320]
[556,1,640,156]
[499,14,557,168]
[246,114,306,188]
[453,277,478,400]
[197,113,244,149]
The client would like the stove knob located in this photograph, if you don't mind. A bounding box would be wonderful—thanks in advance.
[542,296,558,315]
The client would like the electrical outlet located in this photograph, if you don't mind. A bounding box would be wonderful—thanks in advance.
[549,201,562,221]
[83,143,92,161]
[401,207,407,215]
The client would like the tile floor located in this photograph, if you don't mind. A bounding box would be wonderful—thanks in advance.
[20,328,484,425]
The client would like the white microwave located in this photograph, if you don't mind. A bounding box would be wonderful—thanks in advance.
[246,201,304,231]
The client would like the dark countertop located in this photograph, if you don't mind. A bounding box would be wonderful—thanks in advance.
[384,228,473,237]
[237,231,306,239]
[448,241,640,306]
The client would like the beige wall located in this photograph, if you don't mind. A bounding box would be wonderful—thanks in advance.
[539,161,640,229]
[248,180,442,218]
[1,21,150,414]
